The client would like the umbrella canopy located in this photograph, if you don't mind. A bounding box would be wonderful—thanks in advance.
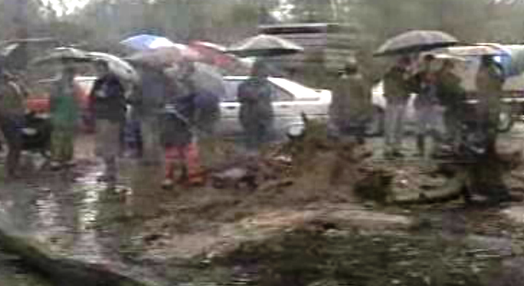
[191,62,226,96]
[87,52,139,83]
[0,38,58,71]
[374,30,458,56]
[31,47,92,66]
[227,34,304,57]
[121,34,178,51]
[126,47,184,68]
[164,62,226,95]
[434,44,509,57]
[488,45,524,78]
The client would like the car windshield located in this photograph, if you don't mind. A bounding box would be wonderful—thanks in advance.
[3,1,524,286]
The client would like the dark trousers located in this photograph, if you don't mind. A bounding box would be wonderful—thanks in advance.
[0,115,24,177]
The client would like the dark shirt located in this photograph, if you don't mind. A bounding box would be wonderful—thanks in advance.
[161,80,196,147]
[90,74,127,123]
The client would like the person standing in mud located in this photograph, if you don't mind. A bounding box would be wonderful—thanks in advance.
[329,59,371,143]
[411,54,442,157]
[436,59,466,152]
[160,64,204,189]
[131,66,169,165]
[383,57,411,158]
[238,60,274,152]
[476,55,504,154]
[50,65,81,170]
[0,69,26,178]
[89,61,127,182]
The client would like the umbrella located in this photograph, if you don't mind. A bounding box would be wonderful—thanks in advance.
[434,44,508,57]
[87,52,139,83]
[121,34,178,51]
[126,47,184,68]
[374,30,458,56]
[489,45,524,78]
[164,62,226,96]
[31,47,92,66]
[227,34,304,57]
[191,62,226,96]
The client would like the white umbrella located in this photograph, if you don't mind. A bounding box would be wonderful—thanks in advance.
[88,52,139,83]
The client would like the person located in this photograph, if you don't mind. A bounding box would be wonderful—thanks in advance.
[89,61,127,182]
[0,69,26,178]
[476,55,504,154]
[179,61,222,137]
[161,68,203,189]
[411,54,442,157]
[50,65,81,169]
[130,66,169,165]
[237,60,274,151]
[383,57,411,158]
[436,59,466,152]
[329,59,372,143]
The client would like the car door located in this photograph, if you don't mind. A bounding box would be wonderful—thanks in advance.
[217,79,243,137]
[270,84,300,137]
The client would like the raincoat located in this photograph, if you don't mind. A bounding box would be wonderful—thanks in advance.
[238,77,274,150]
[330,72,371,134]
[50,77,81,163]
[436,68,466,149]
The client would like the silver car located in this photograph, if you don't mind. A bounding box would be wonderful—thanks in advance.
[218,76,332,137]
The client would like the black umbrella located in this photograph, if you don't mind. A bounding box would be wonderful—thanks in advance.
[227,34,304,57]
[374,30,458,57]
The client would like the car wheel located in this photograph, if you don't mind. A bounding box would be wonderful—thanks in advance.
[366,106,385,136]
[498,106,514,133]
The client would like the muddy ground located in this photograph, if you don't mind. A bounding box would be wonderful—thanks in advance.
[2,126,524,285]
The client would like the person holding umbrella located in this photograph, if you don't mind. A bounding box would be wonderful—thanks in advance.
[383,56,412,158]
[435,59,466,153]
[50,65,81,170]
[237,60,274,152]
[476,55,505,154]
[89,60,127,182]
[411,54,443,157]
[131,66,169,165]
[161,63,204,189]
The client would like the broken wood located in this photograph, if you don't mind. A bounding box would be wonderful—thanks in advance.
[0,225,158,286]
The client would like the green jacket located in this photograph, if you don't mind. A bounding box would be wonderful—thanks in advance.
[50,79,80,129]
[383,66,410,105]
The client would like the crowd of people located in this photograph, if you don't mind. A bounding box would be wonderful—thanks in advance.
[329,53,504,160]
[0,50,507,189]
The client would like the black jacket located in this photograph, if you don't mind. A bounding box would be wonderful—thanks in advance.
[90,74,127,123]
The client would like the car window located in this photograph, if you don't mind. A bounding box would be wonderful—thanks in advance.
[272,85,294,102]
[223,80,242,102]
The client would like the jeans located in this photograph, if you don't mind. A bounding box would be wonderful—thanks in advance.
[140,116,162,164]
[384,103,406,153]
[415,105,443,154]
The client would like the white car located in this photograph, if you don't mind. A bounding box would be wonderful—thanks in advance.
[219,76,332,137]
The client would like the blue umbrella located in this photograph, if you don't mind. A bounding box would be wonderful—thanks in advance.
[496,45,524,78]
[121,34,177,51]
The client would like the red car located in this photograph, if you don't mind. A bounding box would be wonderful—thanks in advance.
[26,76,96,132]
